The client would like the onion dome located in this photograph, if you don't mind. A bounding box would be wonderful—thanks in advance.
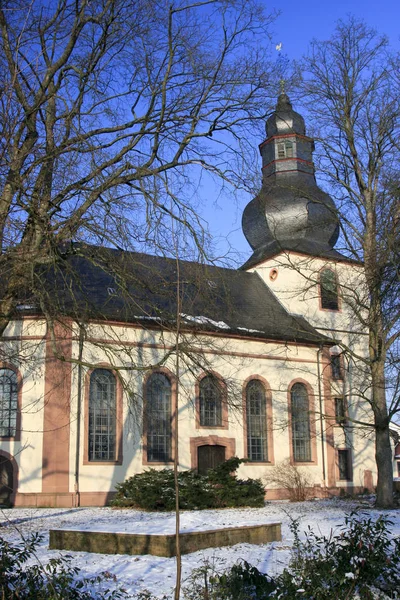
[265,92,306,137]
[241,93,341,269]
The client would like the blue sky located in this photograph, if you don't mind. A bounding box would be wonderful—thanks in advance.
[271,0,400,58]
[205,0,400,266]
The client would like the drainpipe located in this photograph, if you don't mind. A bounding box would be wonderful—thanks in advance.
[317,344,327,488]
[74,324,84,508]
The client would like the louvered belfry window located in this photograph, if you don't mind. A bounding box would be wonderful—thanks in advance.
[146,373,172,462]
[320,268,339,310]
[0,369,18,437]
[246,380,268,461]
[276,141,293,159]
[199,375,222,427]
[291,383,311,462]
[89,369,116,461]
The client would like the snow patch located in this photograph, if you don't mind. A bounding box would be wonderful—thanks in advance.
[133,315,162,322]
[180,314,230,329]
[237,326,264,334]
[2,499,400,599]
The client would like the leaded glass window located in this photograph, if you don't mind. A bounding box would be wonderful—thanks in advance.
[146,373,172,462]
[89,369,116,461]
[199,375,222,427]
[0,369,18,437]
[320,269,339,310]
[291,383,311,462]
[246,380,268,462]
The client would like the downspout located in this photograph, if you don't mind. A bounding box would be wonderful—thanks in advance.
[74,324,84,508]
[317,344,327,488]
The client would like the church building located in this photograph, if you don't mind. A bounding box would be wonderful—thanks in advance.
[0,93,378,507]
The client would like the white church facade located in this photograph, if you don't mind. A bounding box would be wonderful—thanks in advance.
[0,94,379,507]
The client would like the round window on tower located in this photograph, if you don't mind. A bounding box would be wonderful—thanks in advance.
[269,268,278,281]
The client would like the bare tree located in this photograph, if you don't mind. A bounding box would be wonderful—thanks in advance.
[0,4,279,592]
[0,0,279,335]
[300,17,400,507]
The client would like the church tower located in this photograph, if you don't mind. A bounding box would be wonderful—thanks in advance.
[242,92,343,270]
[240,92,365,336]
[240,94,375,493]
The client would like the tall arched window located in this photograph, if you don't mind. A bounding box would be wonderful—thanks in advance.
[246,380,268,462]
[0,369,18,438]
[199,375,222,427]
[320,268,339,310]
[291,383,311,462]
[89,369,116,461]
[145,373,172,462]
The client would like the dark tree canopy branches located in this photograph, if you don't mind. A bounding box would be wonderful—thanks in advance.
[0,0,279,332]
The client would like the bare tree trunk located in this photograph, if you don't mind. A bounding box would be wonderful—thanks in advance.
[174,356,182,600]
[174,239,182,600]
[367,221,394,507]
[371,359,394,507]
[375,424,394,508]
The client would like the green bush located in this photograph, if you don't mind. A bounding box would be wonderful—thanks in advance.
[183,512,400,600]
[184,559,276,600]
[113,468,216,511]
[0,532,124,599]
[207,457,265,508]
[112,457,265,510]
[277,511,400,599]
[113,468,175,510]
[177,469,218,510]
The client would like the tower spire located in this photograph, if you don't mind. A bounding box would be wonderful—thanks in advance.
[241,93,340,269]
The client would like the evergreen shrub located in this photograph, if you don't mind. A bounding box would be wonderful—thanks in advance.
[183,559,276,600]
[0,532,123,599]
[112,457,265,510]
[276,511,400,599]
[183,512,400,599]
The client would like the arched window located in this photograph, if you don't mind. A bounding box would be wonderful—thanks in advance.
[291,383,311,462]
[320,268,339,310]
[89,369,116,461]
[199,375,222,427]
[0,369,18,438]
[145,373,172,462]
[246,380,268,462]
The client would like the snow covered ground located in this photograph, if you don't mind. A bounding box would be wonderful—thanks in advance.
[1,498,399,598]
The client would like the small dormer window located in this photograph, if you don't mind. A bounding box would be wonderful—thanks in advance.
[276,141,293,159]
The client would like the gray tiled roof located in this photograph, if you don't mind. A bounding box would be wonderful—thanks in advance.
[37,243,330,345]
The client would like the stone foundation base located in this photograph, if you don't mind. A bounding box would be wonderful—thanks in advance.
[50,523,282,557]
[13,484,375,508]
[14,491,116,508]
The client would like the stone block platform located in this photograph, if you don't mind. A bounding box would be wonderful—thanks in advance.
[49,522,281,557]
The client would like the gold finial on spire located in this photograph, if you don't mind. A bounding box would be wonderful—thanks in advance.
[279,79,286,94]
